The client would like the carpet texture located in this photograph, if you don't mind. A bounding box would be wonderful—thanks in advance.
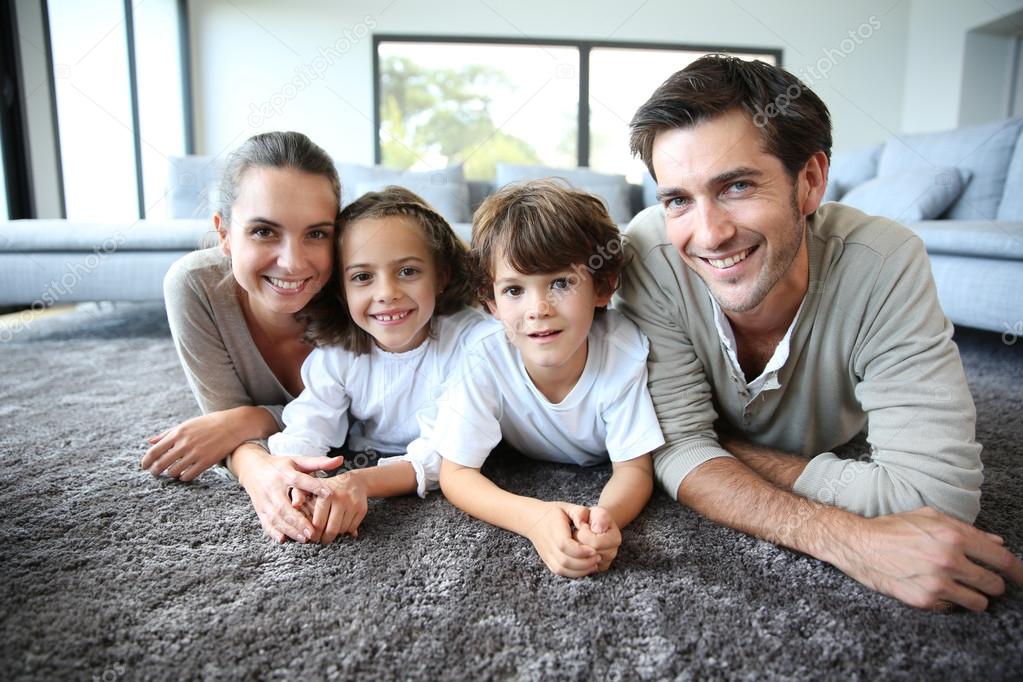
[1,303,1021,680]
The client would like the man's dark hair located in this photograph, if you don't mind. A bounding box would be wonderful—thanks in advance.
[630,54,832,180]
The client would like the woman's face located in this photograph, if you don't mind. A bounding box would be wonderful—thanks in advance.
[218,166,338,318]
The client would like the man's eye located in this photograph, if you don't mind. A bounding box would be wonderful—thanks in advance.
[666,197,690,209]
[728,181,751,193]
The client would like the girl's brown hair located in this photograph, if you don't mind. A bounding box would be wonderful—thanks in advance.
[298,186,474,353]
[470,179,625,307]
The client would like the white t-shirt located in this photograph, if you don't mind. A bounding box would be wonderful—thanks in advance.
[268,306,485,494]
[409,310,665,473]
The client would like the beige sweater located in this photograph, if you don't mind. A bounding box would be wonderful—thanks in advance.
[614,202,983,522]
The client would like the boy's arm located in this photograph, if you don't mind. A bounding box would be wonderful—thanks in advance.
[597,454,654,528]
[439,458,600,577]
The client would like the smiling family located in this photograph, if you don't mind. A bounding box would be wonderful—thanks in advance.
[141,55,1023,611]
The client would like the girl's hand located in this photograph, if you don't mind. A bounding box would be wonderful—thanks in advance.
[234,448,344,543]
[142,412,244,481]
[310,472,369,544]
[574,506,623,572]
[525,502,601,578]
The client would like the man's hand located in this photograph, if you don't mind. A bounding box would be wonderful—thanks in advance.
[832,506,1023,612]
[525,502,601,578]
[574,506,622,572]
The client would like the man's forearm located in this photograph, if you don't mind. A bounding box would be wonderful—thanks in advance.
[719,436,808,490]
[678,457,858,565]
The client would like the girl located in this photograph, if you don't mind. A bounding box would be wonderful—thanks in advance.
[145,131,351,545]
[268,186,481,544]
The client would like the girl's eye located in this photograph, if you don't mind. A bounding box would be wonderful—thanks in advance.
[398,266,420,278]
[350,273,371,283]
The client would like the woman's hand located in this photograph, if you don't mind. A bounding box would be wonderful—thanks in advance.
[142,406,277,481]
[232,445,344,543]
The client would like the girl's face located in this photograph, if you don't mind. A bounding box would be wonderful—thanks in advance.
[217,167,337,319]
[341,216,446,354]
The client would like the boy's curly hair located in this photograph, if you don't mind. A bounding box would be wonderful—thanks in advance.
[298,186,474,353]
[470,179,626,309]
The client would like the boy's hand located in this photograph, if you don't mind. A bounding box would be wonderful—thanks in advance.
[574,506,623,572]
[525,502,601,578]
[310,472,369,544]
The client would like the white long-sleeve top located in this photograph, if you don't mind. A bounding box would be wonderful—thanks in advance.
[268,307,485,495]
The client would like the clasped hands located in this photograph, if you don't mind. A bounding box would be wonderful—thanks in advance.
[526,502,622,577]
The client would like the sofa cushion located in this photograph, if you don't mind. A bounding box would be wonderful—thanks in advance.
[495,163,632,224]
[825,143,882,202]
[877,117,1023,220]
[167,156,222,219]
[840,168,969,223]
[337,163,469,219]
[909,220,1023,260]
[0,219,214,252]
[997,129,1023,220]
[353,179,471,225]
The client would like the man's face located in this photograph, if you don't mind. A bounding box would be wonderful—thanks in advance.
[652,109,812,314]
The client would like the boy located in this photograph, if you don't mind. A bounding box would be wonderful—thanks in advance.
[410,179,664,577]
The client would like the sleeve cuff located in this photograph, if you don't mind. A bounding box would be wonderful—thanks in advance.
[266,433,328,458]
[653,439,734,499]
[791,452,846,505]
[377,449,441,499]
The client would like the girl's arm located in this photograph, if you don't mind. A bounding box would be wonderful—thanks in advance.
[439,458,600,577]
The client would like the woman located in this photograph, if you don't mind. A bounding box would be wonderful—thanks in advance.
[142,131,344,544]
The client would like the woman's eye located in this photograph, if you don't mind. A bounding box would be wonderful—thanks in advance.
[250,226,274,238]
[309,229,331,239]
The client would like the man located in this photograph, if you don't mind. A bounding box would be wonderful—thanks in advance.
[615,54,1023,611]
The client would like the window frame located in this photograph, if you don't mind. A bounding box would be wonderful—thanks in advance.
[372,34,783,169]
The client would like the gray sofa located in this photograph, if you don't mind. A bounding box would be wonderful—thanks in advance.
[825,116,1023,334]
[2,122,1021,334]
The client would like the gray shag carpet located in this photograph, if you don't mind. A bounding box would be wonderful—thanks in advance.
[1,302,1021,681]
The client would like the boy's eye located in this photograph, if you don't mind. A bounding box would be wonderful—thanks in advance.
[551,277,572,291]
[502,286,523,297]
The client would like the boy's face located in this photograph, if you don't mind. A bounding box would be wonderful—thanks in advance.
[486,252,611,382]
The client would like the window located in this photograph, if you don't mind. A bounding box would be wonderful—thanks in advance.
[46,0,190,221]
[375,37,780,181]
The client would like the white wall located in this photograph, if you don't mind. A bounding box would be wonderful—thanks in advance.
[901,0,1023,133]
[187,0,998,165]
